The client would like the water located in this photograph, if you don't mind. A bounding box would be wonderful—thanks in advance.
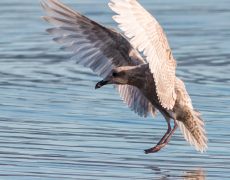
[0,0,230,179]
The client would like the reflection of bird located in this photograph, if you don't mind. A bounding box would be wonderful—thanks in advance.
[183,169,206,180]
[149,165,205,180]
[41,0,207,153]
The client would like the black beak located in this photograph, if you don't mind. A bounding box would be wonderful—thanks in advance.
[95,80,109,89]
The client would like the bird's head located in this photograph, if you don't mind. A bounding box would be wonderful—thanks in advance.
[95,67,131,89]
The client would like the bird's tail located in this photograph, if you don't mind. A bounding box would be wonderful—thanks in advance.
[176,108,208,152]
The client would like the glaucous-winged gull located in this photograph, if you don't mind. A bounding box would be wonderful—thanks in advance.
[41,0,207,153]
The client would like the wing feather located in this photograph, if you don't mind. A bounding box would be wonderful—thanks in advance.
[41,0,156,117]
[109,0,177,110]
[117,85,156,117]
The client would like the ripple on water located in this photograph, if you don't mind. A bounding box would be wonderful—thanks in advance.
[0,0,230,179]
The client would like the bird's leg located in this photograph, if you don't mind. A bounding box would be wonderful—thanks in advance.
[161,120,178,145]
[144,119,178,154]
[156,119,172,145]
[144,119,171,154]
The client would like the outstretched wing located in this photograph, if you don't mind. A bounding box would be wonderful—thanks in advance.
[109,0,177,110]
[41,0,156,117]
[41,0,144,78]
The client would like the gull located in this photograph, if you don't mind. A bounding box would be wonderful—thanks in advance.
[41,0,207,153]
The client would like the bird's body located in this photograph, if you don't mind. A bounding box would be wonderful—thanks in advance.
[41,0,207,153]
[117,64,169,117]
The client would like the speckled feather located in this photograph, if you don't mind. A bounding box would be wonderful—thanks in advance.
[109,0,177,110]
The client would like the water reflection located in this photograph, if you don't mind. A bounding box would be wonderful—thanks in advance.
[149,165,205,180]
[183,169,205,180]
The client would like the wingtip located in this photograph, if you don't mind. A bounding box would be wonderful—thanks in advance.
[40,0,51,9]
[41,16,49,22]
[108,2,113,7]
[46,27,55,34]
[40,0,46,10]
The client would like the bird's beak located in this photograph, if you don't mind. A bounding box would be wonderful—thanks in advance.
[95,80,109,89]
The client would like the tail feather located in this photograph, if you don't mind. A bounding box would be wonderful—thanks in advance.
[176,109,208,152]
[174,78,207,152]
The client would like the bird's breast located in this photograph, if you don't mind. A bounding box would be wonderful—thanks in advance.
[141,68,172,118]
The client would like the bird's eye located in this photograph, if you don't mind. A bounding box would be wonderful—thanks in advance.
[112,72,118,77]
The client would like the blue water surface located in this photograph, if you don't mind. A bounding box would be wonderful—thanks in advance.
[0,0,230,179]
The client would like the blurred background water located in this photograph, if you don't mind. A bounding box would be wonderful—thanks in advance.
[0,0,230,179]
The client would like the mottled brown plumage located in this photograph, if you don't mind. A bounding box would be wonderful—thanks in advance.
[41,0,207,153]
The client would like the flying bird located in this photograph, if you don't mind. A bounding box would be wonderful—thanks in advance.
[41,0,207,153]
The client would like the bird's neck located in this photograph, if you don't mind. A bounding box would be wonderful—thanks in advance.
[126,64,149,88]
